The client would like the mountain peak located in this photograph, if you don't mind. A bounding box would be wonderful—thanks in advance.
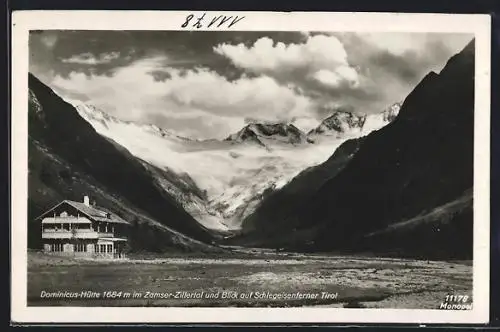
[310,111,367,135]
[462,39,475,56]
[308,102,401,139]
[226,122,311,146]
[382,102,402,122]
[72,102,191,142]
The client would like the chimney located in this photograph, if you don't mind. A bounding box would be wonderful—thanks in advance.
[83,195,90,207]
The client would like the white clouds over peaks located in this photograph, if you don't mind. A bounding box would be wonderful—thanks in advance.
[214,34,360,89]
[33,31,474,140]
[51,56,315,139]
[164,68,312,119]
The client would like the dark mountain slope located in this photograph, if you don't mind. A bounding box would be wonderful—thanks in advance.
[234,137,365,244]
[237,40,475,259]
[28,73,216,251]
[360,189,472,259]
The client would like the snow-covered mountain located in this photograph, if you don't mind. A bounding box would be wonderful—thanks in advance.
[308,102,401,140]
[225,123,313,147]
[71,100,400,231]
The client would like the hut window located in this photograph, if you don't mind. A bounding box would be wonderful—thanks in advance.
[75,243,87,252]
[60,211,68,217]
[50,243,63,252]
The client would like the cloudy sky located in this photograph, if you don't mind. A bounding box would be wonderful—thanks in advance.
[29,30,473,139]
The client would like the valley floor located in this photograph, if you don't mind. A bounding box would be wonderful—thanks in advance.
[27,250,472,308]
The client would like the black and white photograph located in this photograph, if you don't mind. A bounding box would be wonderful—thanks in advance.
[11,11,491,324]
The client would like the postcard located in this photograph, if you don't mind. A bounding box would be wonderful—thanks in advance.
[11,10,491,324]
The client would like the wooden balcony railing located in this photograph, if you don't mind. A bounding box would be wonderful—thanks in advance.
[42,229,115,239]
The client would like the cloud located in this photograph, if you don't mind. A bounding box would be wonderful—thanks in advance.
[61,52,121,65]
[290,116,321,133]
[212,33,457,119]
[338,32,473,84]
[162,67,313,119]
[309,32,475,116]
[214,35,359,90]
[353,33,426,56]
[33,31,474,138]
[51,56,316,139]
[146,112,245,140]
[312,67,359,88]
[354,32,471,58]
[40,33,58,48]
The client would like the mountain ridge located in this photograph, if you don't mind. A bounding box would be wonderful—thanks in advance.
[307,102,401,139]
[225,122,313,147]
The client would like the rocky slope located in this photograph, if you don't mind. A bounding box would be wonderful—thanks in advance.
[307,103,401,140]
[238,137,366,238]
[226,123,314,147]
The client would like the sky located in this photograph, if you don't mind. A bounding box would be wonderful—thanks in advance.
[29,30,473,139]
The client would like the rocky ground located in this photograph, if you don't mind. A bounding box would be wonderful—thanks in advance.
[27,250,472,308]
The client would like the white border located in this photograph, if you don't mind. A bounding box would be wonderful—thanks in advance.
[11,10,491,324]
